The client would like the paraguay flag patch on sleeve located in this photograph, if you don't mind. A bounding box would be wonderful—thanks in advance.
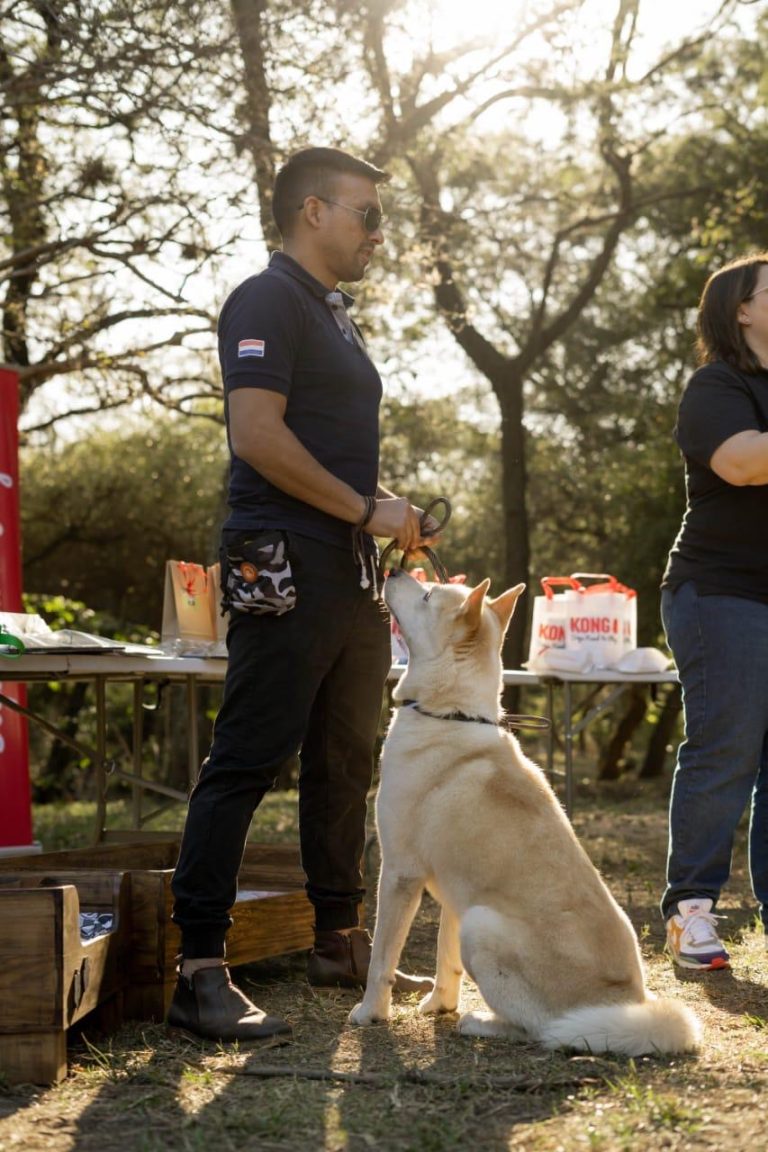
[238,338,265,358]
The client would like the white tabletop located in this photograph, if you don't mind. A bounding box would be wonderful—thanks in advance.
[0,649,229,681]
[0,650,677,686]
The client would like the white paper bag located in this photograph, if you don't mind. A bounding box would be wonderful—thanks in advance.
[528,573,637,671]
[527,576,580,666]
[562,573,637,669]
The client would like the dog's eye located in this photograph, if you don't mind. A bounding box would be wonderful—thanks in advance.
[422,589,433,603]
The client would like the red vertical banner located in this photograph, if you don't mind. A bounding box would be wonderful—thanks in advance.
[0,366,33,849]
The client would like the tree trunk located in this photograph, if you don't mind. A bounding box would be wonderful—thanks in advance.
[496,378,530,673]
[598,685,647,780]
[639,682,682,779]
[33,682,90,803]
[230,0,280,253]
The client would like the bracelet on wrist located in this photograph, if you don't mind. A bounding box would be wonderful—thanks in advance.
[356,494,377,530]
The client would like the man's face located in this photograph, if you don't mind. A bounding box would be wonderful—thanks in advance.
[314,172,384,284]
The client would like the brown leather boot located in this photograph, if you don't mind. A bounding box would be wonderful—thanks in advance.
[167,964,291,1041]
[307,928,434,994]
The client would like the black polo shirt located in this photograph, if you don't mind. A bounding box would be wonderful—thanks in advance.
[662,359,768,603]
[218,252,382,549]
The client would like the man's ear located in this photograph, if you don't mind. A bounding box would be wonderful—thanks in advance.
[488,583,526,636]
[461,578,491,633]
[298,195,323,230]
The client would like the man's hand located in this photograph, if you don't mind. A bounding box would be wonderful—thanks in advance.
[366,497,424,551]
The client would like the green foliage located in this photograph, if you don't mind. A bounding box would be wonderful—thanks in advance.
[32,789,300,852]
[9,0,768,800]
[380,388,503,588]
[21,415,228,629]
[22,592,159,646]
[18,418,227,802]
[524,263,690,645]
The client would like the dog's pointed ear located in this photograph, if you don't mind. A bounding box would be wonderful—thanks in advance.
[488,583,526,635]
[461,578,491,632]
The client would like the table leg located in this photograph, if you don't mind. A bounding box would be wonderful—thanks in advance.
[186,675,199,790]
[563,681,574,818]
[132,680,144,829]
[545,680,555,786]
[93,676,107,843]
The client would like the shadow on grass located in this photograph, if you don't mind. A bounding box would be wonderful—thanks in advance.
[672,965,768,1019]
[42,951,639,1152]
[0,947,702,1151]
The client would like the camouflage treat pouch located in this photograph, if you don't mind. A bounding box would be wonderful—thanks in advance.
[222,532,297,616]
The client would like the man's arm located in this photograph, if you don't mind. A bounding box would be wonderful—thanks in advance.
[228,388,424,549]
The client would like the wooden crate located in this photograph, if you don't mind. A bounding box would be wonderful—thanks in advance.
[0,870,128,1085]
[0,842,314,1024]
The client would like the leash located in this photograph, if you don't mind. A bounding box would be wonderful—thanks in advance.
[383,501,549,733]
[399,699,550,732]
[378,496,452,588]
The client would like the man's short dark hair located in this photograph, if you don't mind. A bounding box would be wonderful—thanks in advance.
[272,146,390,238]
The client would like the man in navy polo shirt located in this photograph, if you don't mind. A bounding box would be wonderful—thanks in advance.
[168,147,437,1041]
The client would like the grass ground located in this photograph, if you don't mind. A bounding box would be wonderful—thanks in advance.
[1,773,766,1152]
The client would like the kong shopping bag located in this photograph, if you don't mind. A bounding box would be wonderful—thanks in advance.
[528,573,637,671]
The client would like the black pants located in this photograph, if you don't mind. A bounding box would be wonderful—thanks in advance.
[171,531,391,958]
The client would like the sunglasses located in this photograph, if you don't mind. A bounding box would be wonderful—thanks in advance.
[299,197,385,234]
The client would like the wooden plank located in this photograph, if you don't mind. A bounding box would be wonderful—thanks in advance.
[227,891,314,965]
[0,889,62,1030]
[0,1031,67,1086]
[0,871,125,910]
[0,841,180,872]
[127,870,177,983]
[0,842,313,1037]
[0,879,127,1033]
[67,934,121,1026]
[124,979,175,1022]
[0,839,305,876]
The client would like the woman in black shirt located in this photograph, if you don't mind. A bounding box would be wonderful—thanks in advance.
[661,251,768,969]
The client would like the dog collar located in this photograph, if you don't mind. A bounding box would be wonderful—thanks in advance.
[398,699,550,732]
[400,699,497,726]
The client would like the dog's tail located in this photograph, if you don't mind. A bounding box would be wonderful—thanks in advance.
[538,997,701,1057]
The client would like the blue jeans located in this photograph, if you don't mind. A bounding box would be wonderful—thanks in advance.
[660,580,768,927]
[171,531,391,958]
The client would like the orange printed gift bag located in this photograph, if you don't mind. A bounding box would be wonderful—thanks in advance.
[161,561,227,655]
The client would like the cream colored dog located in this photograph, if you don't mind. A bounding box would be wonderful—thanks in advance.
[349,570,700,1056]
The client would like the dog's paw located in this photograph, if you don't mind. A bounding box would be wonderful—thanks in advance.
[348,1001,388,1027]
[418,991,458,1016]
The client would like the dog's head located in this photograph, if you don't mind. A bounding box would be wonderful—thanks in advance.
[385,569,525,701]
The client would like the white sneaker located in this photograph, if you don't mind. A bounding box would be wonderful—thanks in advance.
[666,897,730,970]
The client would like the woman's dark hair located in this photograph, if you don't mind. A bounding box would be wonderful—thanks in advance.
[696,252,768,372]
[271,146,390,238]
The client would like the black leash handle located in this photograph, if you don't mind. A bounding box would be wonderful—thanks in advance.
[383,501,550,734]
[378,497,452,585]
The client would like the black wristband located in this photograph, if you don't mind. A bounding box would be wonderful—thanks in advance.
[356,494,377,530]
